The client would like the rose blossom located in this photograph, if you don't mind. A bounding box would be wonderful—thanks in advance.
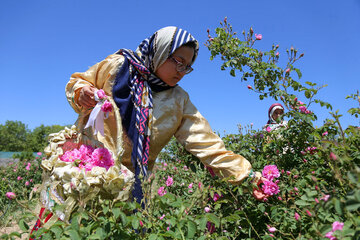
[320,194,330,202]
[332,221,344,231]
[306,210,312,216]
[322,131,328,136]
[213,193,221,202]
[101,100,113,113]
[25,181,30,186]
[262,165,280,181]
[261,181,280,196]
[37,152,42,156]
[157,187,167,196]
[329,152,337,161]
[166,176,174,187]
[294,212,300,221]
[255,34,262,40]
[25,163,31,171]
[267,225,276,233]
[5,192,16,200]
[266,126,272,133]
[247,85,252,89]
[204,207,210,213]
[97,89,106,99]
[159,214,165,220]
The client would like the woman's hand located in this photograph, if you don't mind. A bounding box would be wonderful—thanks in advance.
[252,172,270,201]
[78,85,97,109]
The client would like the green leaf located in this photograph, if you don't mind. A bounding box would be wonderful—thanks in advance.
[131,217,139,229]
[295,68,302,79]
[149,234,158,240]
[295,200,311,206]
[187,220,196,239]
[67,229,81,240]
[112,208,121,219]
[334,199,343,215]
[9,232,21,238]
[206,213,220,227]
[199,217,208,230]
[18,219,29,231]
[50,226,63,239]
[119,211,128,226]
[345,199,360,212]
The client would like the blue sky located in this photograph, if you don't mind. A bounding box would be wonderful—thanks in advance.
[1,0,359,134]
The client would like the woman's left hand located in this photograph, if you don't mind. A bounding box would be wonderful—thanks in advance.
[252,173,270,201]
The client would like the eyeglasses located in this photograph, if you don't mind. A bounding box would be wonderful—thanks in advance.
[169,56,193,74]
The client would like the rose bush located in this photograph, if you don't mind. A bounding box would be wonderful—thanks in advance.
[2,19,359,239]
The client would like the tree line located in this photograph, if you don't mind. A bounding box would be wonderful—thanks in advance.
[0,120,68,152]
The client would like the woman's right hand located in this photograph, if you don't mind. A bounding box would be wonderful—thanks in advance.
[78,85,97,109]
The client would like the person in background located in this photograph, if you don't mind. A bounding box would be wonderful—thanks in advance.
[263,103,287,132]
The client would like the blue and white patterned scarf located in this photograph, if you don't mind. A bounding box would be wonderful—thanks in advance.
[112,26,198,203]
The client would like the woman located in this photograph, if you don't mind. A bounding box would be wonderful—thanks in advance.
[66,26,263,202]
[264,103,287,132]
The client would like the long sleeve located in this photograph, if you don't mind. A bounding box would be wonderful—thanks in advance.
[65,54,126,161]
[174,96,252,184]
[65,54,125,113]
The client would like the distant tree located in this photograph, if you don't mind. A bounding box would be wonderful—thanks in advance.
[28,124,67,152]
[0,120,30,151]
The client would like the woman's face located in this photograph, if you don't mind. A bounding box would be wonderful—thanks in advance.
[272,109,284,121]
[155,45,195,86]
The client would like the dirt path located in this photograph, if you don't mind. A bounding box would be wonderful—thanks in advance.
[0,219,35,239]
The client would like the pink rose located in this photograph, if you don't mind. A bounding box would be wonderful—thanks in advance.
[206,166,216,177]
[276,52,279,56]
[261,181,280,196]
[139,220,144,227]
[267,226,276,233]
[321,194,330,202]
[37,152,42,156]
[159,214,165,220]
[322,131,328,136]
[255,34,262,40]
[213,193,221,202]
[25,181,30,186]
[188,183,193,189]
[25,163,31,171]
[17,176,22,181]
[204,207,210,213]
[306,210,312,217]
[97,89,106,99]
[262,165,280,181]
[285,68,290,73]
[165,176,174,187]
[6,192,16,200]
[325,231,336,240]
[332,221,344,231]
[329,152,337,161]
[266,126,272,133]
[157,187,167,197]
[294,212,300,221]
[101,100,113,113]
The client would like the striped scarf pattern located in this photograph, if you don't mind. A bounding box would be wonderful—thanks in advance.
[113,27,198,203]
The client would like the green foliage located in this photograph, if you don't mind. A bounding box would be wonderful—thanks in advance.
[0,121,29,152]
[0,121,68,152]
